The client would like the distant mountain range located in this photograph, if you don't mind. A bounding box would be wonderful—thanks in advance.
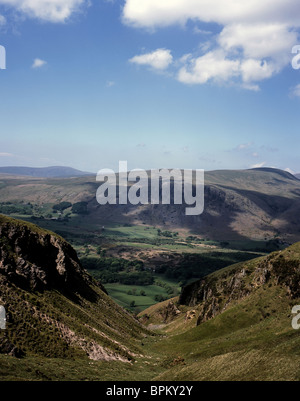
[0,165,299,180]
[1,166,300,243]
[0,166,93,178]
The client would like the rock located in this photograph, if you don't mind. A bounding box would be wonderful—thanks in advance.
[179,243,300,326]
[160,301,181,323]
[0,215,99,301]
[185,310,196,320]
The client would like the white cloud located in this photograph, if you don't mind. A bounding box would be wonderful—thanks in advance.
[251,161,266,168]
[193,27,212,35]
[240,59,276,83]
[32,58,47,68]
[178,49,240,84]
[218,23,297,60]
[129,48,173,70]
[123,1,300,89]
[122,0,300,29]
[0,152,13,157]
[0,0,87,23]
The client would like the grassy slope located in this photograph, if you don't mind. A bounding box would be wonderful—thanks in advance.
[0,215,159,380]
[1,216,300,380]
[140,243,300,381]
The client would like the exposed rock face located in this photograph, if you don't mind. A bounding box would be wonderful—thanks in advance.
[160,301,181,323]
[179,243,300,325]
[1,219,83,290]
[0,216,105,298]
[0,215,147,362]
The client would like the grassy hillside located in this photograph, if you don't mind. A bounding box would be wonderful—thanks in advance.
[139,242,300,381]
[0,215,158,380]
[1,215,300,380]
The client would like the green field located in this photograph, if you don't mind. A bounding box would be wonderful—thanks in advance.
[104,282,179,313]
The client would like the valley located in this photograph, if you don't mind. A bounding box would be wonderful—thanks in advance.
[0,167,296,313]
[1,167,300,381]
[0,213,300,381]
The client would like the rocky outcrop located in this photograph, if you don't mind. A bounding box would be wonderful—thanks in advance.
[179,242,300,325]
[160,301,181,323]
[0,215,148,363]
[0,215,105,299]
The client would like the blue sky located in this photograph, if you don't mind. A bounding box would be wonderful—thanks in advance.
[0,0,300,173]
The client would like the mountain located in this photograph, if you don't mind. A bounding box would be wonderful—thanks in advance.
[0,166,93,178]
[295,173,300,180]
[0,214,152,379]
[1,167,300,244]
[139,241,300,380]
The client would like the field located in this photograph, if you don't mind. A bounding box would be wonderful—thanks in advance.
[104,281,180,313]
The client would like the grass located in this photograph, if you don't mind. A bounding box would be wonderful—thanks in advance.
[139,281,300,381]
[0,348,165,381]
[137,243,300,381]
[1,216,300,381]
[105,282,178,313]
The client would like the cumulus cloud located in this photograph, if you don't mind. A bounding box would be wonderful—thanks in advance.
[178,49,240,84]
[122,0,300,29]
[129,48,173,70]
[0,0,87,23]
[32,58,47,68]
[123,0,300,89]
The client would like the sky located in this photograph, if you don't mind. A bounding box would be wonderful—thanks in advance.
[0,0,300,173]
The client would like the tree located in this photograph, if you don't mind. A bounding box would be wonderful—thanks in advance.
[71,201,88,215]
[52,201,72,212]
[130,301,136,308]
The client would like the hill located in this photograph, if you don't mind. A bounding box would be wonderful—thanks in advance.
[0,167,300,244]
[139,241,300,380]
[0,215,155,380]
[0,166,92,178]
[1,214,300,380]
